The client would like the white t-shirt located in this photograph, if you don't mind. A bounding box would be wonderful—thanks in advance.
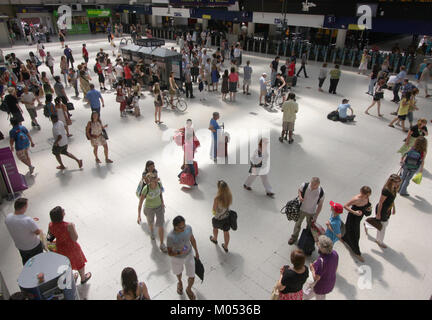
[20,92,35,108]
[52,120,68,147]
[5,213,40,251]
[115,65,124,78]
[234,48,241,58]
[260,76,267,91]
[299,183,324,214]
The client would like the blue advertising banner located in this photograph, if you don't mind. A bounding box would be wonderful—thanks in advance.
[169,0,236,5]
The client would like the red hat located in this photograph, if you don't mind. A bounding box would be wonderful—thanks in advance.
[329,201,343,214]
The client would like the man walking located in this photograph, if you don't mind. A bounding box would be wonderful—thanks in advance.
[82,44,89,64]
[418,63,431,98]
[243,60,252,95]
[270,56,280,87]
[391,66,407,103]
[296,52,309,78]
[259,73,269,106]
[288,177,325,245]
[279,92,298,144]
[86,84,105,114]
[167,216,199,300]
[5,198,44,265]
[184,67,195,99]
[64,45,74,69]
[209,112,222,162]
[51,114,83,170]
[9,118,35,174]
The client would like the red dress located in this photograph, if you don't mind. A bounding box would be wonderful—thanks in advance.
[49,222,87,270]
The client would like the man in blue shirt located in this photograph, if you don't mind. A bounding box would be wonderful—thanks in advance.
[9,118,35,174]
[86,84,104,114]
[337,99,355,122]
[208,112,221,162]
[325,201,343,243]
[63,45,74,69]
[391,65,407,103]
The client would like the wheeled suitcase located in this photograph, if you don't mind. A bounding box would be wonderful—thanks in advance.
[180,172,195,186]
[297,228,315,255]
[193,161,198,176]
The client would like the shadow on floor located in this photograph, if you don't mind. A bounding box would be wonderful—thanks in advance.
[335,273,358,299]
[371,247,421,279]
[407,195,432,214]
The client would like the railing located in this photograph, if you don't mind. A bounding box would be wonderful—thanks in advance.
[148,27,417,74]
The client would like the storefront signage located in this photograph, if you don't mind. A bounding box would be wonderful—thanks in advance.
[0,147,28,193]
[86,9,111,18]
[202,15,211,20]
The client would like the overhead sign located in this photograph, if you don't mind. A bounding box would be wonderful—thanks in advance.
[169,0,235,5]
[86,9,111,18]
[202,15,211,20]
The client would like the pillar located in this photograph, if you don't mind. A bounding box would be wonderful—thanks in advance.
[151,15,158,27]
[335,29,347,48]
[268,24,277,37]
[247,22,255,36]
[232,23,240,35]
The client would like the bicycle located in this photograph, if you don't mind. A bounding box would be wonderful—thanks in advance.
[265,85,285,110]
[162,89,188,112]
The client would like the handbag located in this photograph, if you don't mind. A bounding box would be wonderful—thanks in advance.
[102,128,109,140]
[412,172,422,184]
[280,197,301,222]
[365,217,382,231]
[116,94,125,103]
[270,285,280,300]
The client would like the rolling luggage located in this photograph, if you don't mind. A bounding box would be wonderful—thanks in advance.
[193,161,198,176]
[180,172,195,186]
[297,228,315,256]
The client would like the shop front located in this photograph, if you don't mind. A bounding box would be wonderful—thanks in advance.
[87,9,111,33]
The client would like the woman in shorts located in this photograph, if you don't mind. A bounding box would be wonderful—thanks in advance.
[137,172,167,253]
[153,83,163,124]
[209,180,233,252]
[228,67,239,102]
[365,77,386,117]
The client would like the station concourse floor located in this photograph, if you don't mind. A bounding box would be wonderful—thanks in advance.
[0,35,431,300]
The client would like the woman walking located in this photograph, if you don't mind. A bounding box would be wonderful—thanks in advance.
[59,30,65,48]
[79,69,91,100]
[398,118,428,156]
[20,65,31,87]
[304,235,338,300]
[365,78,386,116]
[366,63,380,95]
[47,206,91,284]
[117,267,150,300]
[60,56,69,87]
[358,49,370,75]
[54,97,72,137]
[341,186,372,262]
[318,63,328,92]
[389,92,411,132]
[168,72,178,108]
[116,79,127,117]
[85,111,113,164]
[37,40,46,63]
[153,83,163,124]
[399,136,427,197]
[137,172,168,253]
[209,180,233,253]
[364,174,401,249]
[211,63,220,92]
[275,250,309,300]
[221,69,229,101]
[228,67,239,102]
[41,71,53,98]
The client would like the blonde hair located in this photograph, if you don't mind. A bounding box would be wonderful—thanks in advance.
[146,172,158,182]
[215,180,232,209]
[153,83,160,95]
[383,174,401,196]
[418,118,427,126]
[413,136,427,154]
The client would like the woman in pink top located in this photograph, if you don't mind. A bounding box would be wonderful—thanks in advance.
[228,67,239,102]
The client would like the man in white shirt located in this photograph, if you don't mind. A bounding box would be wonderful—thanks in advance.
[419,63,431,98]
[233,43,241,66]
[259,73,269,106]
[5,198,44,265]
[51,114,83,170]
[288,177,325,245]
[20,86,40,129]
[114,62,124,81]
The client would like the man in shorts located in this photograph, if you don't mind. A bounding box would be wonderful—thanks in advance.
[137,173,167,253]
[243,60,252,95]
[51,114,83,170]
[20,86,41,129]
[9,118,35,174]
[167,215,199,300]
[280,92,298,144]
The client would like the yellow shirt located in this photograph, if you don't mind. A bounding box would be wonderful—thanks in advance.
[398,98,410,116]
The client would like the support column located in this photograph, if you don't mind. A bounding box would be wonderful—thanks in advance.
[335,29,347,48]
[268,24,277,37]
[247,22,255,36]
[151,15,158,27]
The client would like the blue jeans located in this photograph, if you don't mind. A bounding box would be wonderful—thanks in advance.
[368,78,377,95]
[399,167,417,195]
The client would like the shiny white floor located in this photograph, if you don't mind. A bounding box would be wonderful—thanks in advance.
[1,36,431,300]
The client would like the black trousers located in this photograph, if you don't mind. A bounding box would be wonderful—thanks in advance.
[393,82,402,102]
[67,57,74,69]
[19,241,43,265]
[185,82,193,98]
[296,64,307,77]
[318,77,326,88]
[329,79,339,94]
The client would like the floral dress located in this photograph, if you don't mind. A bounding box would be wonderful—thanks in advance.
[89,121,106,147]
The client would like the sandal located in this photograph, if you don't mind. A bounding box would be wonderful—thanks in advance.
[56,166,66,170]
[209,236,218,244]
[186,289,196,300]
[221,243,228,253]
[177,282,183,295]
[95,158,102,164]
[80,272,92,284]
[388,124,395,128]
[78,160,83,169]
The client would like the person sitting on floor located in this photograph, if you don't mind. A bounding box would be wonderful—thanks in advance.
[337,99,356,122]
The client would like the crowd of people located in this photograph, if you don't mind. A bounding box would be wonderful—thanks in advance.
[1,27,430,301]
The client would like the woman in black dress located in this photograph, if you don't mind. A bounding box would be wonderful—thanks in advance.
[341,186,372,262]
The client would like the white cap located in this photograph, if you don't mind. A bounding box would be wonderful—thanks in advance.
[262,73,267,76]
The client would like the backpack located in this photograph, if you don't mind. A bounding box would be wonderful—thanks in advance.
[302,182,324,205]
[44,102,56,118]
[0,100,10,113]
[327,110,339,121]
[14,128,30,146]
[404,149,422,170]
